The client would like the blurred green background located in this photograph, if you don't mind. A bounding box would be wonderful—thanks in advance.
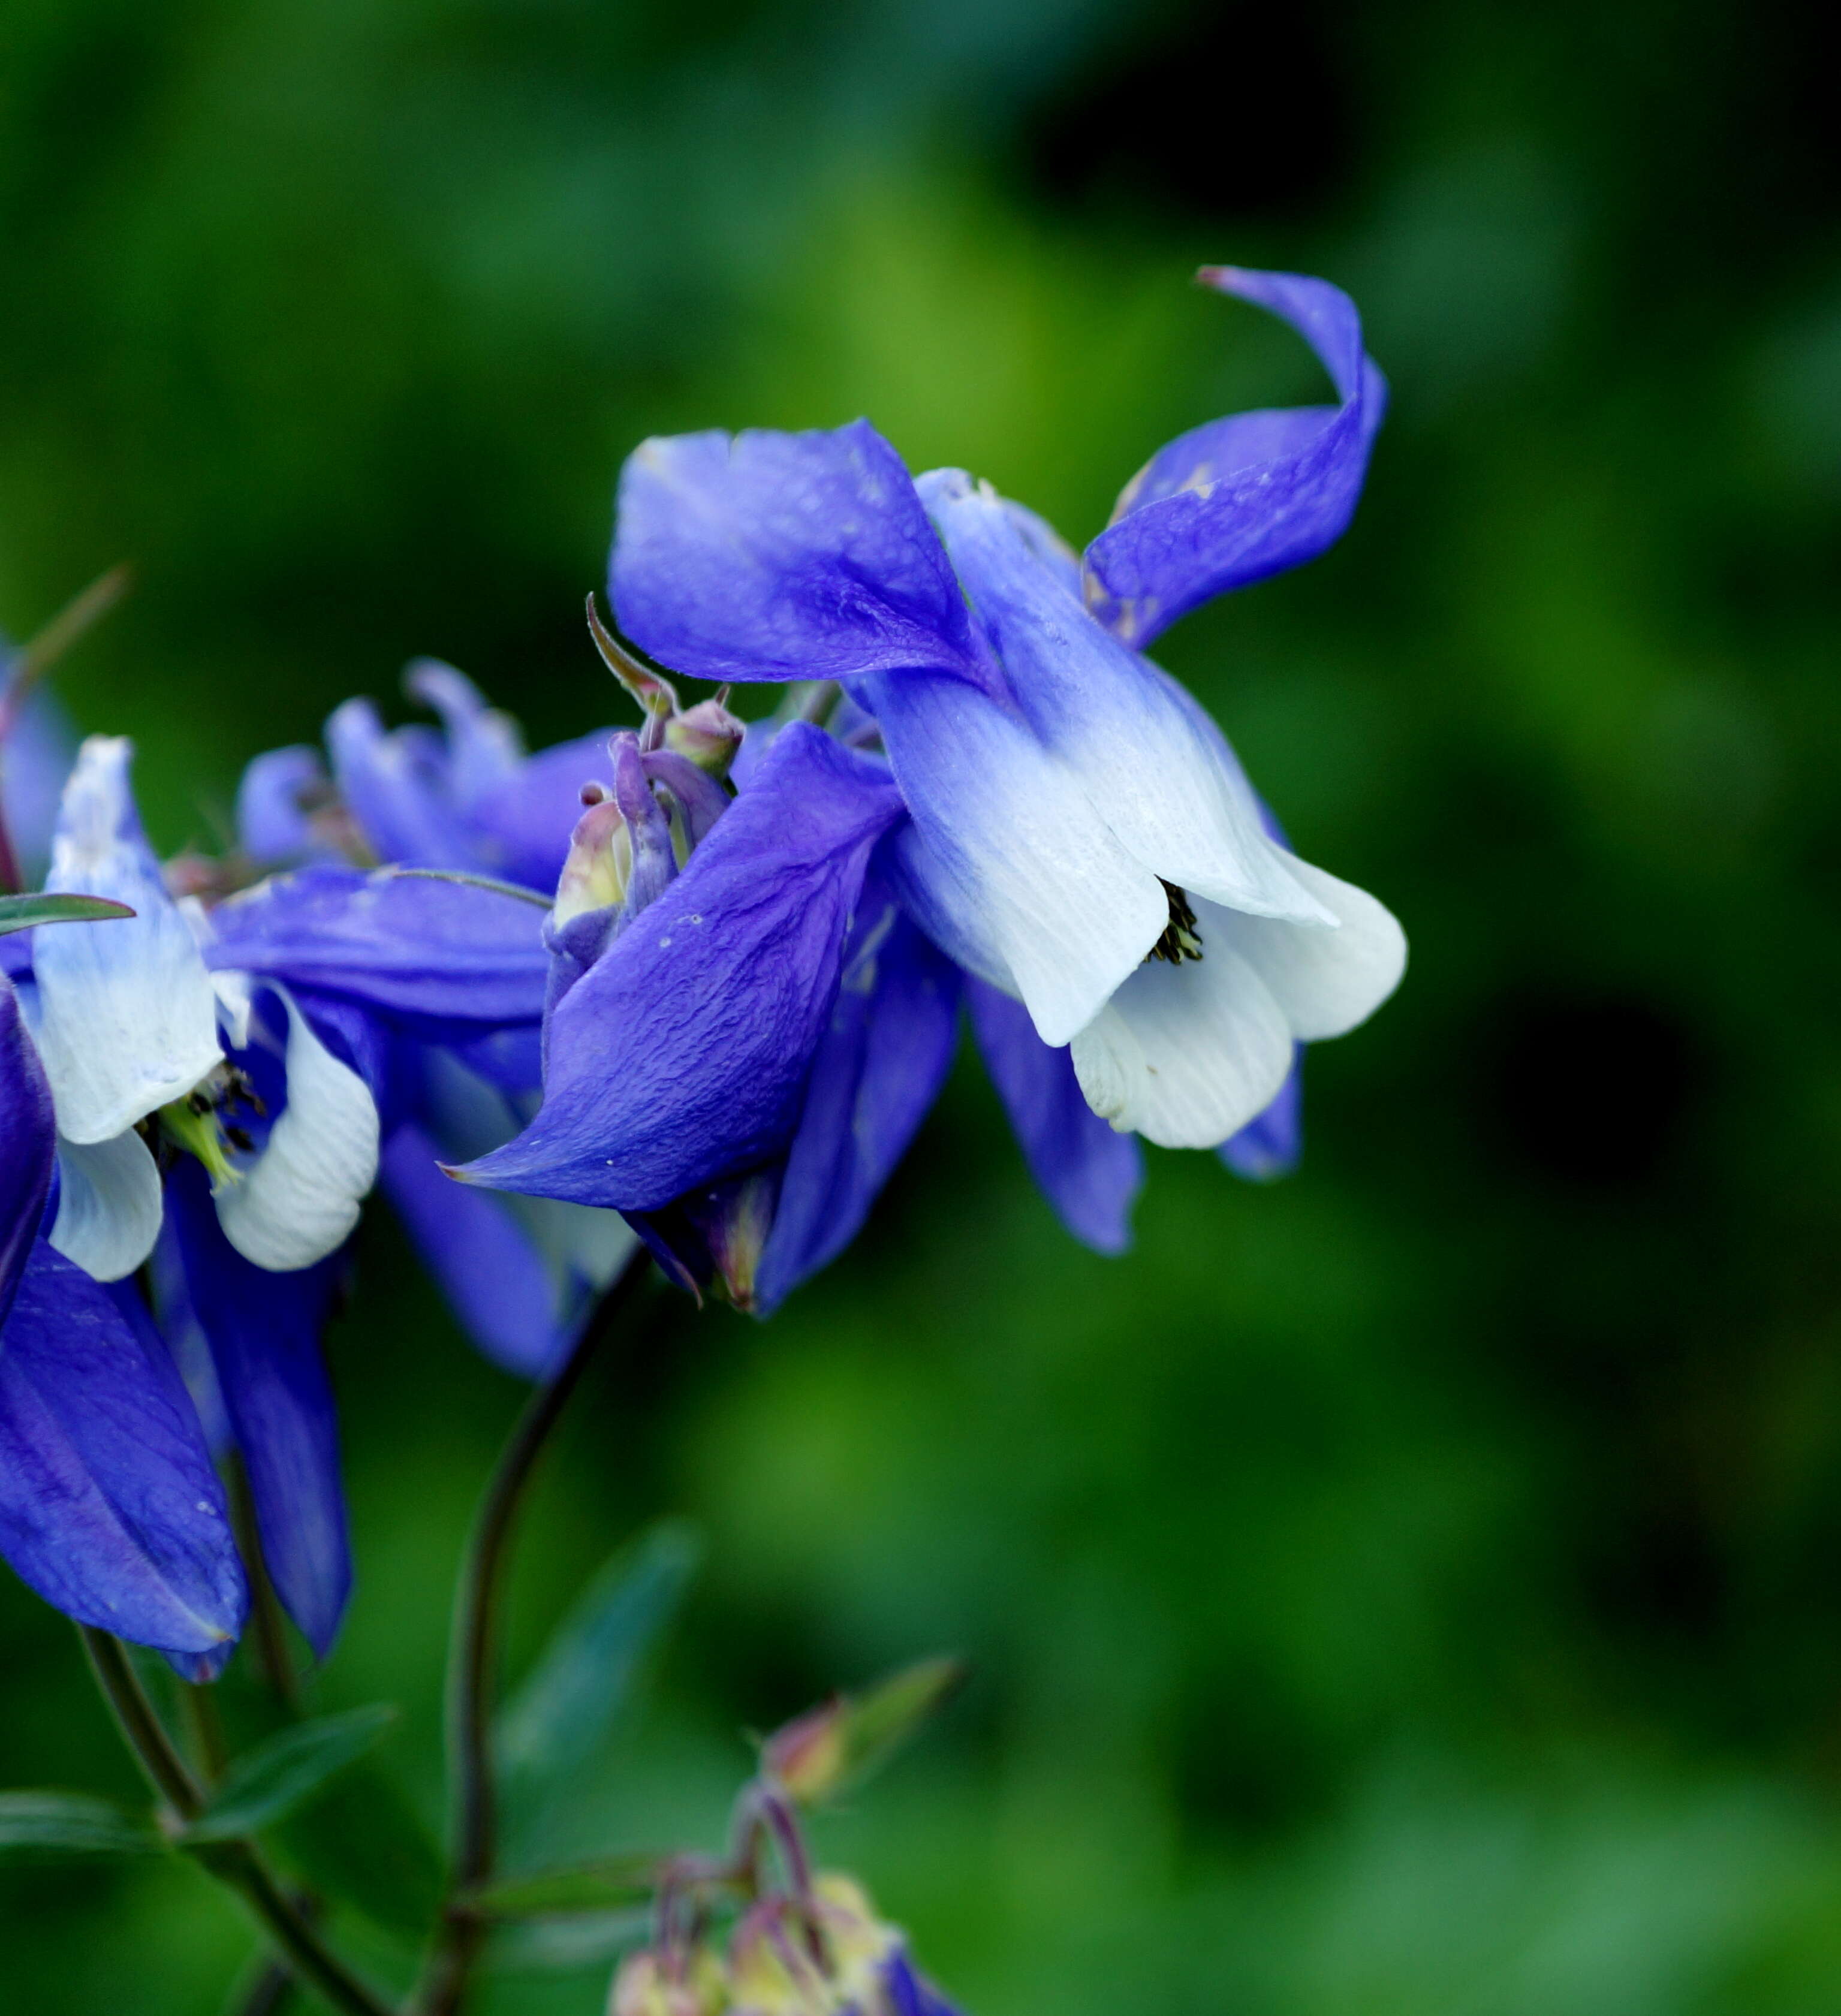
[5,0,1841,2009]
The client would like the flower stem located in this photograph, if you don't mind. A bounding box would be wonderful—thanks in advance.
[78,1626,396,2016]
[417,1244,657,2015]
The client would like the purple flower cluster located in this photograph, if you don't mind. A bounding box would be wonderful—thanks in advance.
[0,265,1404,1710]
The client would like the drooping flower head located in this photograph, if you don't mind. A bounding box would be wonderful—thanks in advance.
[605,266,1405,1162]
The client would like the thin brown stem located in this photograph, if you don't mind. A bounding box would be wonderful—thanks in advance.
[228,1460,305,1713]
[79,1626,394,2016]
[415,1246,656,2015]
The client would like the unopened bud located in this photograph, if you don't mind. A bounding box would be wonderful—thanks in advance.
[664,695,746,781]
[553,795,632,927]
[762,1658,966,1807]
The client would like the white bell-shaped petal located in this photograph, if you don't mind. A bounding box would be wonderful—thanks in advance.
[918,472,1336,927]
[1198,855,1406,1041]
[1071,944,1294,1150]
[48,1129,164,1282]
[869,671,1168,1047]
[214,986,379,1271]
[32,738,222,1144]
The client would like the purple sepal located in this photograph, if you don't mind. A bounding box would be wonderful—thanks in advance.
[1084,267,1387,649]
[754,876,960,1313]
[165,1162,351,1659]
[382,1121,585,1381]
[965,978,1143,1255]
[0,1237,248,1659]
[456,724,904,1212]
[0,974,55,1324]
[206,864,549,1030]
[1219,1048,1303,1182]
[611,421,986,686]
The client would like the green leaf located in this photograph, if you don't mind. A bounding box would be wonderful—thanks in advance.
[498,1521,699,1807]
[180,1704,397,1844]
[270,1759,444,1942]
[0,893,134,937]
[465,1851,668,1918]
[0,1790,162,1861]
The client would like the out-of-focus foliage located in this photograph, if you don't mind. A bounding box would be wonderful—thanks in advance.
[4,1,1841,2009]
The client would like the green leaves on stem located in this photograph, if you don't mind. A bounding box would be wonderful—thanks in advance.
[179,1704,399,1844]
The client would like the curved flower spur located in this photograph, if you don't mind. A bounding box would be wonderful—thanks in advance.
[608,266,1406,1162]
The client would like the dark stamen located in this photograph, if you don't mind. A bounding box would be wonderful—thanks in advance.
[1147,880,1204,965]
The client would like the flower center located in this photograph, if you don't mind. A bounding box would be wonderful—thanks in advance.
[1147,880,1204,965]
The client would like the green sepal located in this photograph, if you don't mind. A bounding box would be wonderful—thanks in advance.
[0,893,134,937]
[0,1789,163,1861]
[179,1704,397,1845]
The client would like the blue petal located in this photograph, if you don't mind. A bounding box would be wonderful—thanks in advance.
[754,870,961,1313]
[325,698,480,870]
[1219,1047,1303,1181]
[236,746,334,867]
[0,1237,247,1658]
[1083,267,1387,649]
[167,1161,351,1659]
[881,1946,966,2016]
[458,724,905,1211]
[610,422,987,685]
[206,864,549,1032]
[966,977,1142,1255]
[0,974,55,1324]
[402,660,523,810]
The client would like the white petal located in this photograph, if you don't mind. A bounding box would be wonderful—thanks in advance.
[49,1129,164,1282]
[215,986,379,1270]
[1070,945,1293,1150]
[1201,854,1406,1041]
[32,738,222,1144]
[211,970,255,1052]
[920,474,1334,926]
[870,672,1168,1047]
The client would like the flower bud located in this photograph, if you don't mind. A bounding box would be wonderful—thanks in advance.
[762,1658,966,1807]
[611,1947,727,2016]
[664,696,746,781]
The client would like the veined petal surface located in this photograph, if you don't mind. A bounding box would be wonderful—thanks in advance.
[1084,267,1387,649]
[0,1237,246,1657]
[459,724,904,1212]
[206,864,549,1030]
[611,422,986,685]
[32,738,221,1143]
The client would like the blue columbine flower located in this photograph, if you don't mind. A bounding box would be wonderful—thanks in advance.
[0,959,247,1678]
[2,735,379,1659]
[605,266,1405,1162]
[221,662,643,1375]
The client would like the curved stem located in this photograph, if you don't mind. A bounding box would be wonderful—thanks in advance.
[418,1244,656,2015]
[78,1627,394,2016]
